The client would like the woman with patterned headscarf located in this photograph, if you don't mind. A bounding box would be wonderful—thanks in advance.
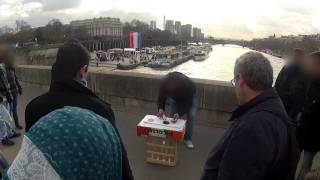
[2,106,122,180]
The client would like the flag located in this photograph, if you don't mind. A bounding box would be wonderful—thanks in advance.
[129,32,142,49]
[133,32,138,49]
[138,32,142,49]
[129,32,134,48]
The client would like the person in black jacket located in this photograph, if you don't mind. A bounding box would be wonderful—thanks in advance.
[201,52,299,180]
[157,71,197,149]
[296,52,320,180]
[275,49,309,124]
[25,40,134,180]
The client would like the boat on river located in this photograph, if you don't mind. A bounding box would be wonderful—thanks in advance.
[148,49,193,69]
[194,50,209,62]
[116,48,142,70]
[116,63,141,70]
[148,51,177,69]
[92,45,197,69]
[203,43,213,53]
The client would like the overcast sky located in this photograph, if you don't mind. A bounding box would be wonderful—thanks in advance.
[1,0,320,40]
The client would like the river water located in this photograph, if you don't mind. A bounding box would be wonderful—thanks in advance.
[117,44,285,82]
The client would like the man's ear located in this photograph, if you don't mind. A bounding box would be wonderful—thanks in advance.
[83,65,88,72]
[238,74,245,87]
[79,65,88,77]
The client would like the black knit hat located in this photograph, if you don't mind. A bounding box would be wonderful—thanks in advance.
[52,39,90,81]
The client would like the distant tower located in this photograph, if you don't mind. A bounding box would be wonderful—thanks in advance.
[150,21,157,31]
[163,16,166,30]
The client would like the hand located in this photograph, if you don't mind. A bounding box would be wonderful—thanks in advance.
[172,113,180,122]
[157,109,165,118]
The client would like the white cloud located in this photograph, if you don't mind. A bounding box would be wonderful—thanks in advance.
[23,0,81,11]
[0,0,319,39]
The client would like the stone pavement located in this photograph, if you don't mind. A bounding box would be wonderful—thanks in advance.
[1,86,320,180]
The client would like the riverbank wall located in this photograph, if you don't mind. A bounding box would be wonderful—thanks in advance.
[16,65,237,127]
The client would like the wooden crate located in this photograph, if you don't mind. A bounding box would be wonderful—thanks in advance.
[305,169,320,180]
[146,136,177,166]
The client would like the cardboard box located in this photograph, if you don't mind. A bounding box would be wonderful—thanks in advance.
[137,115,186,142]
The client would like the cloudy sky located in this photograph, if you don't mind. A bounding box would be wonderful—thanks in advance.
[0,0,320,40]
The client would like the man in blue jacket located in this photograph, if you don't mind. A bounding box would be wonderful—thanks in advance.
[201,52,299,180]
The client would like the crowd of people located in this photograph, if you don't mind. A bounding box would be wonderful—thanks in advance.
[0,39,320,180]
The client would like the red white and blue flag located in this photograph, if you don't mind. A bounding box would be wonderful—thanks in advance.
[129,32,142,49]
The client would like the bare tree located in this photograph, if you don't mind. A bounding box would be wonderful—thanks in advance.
[0,25,14,35]
[15,20,31,32]
[45,19,64,43]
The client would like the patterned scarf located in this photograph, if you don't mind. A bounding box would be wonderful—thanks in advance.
[3,106,122,180]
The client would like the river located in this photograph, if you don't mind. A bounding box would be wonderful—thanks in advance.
[117,44,285,82]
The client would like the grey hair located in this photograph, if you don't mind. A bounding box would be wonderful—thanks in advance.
[234,52,273,91]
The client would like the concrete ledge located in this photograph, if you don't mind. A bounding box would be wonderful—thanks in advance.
[27,48,58,66]
[16,65,237,127]
[17,65,52,85]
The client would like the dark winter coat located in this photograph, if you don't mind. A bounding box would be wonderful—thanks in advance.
[297,79,320,152]
[201,89,299,180]
[25,79,134,180]
[275,64,310,120]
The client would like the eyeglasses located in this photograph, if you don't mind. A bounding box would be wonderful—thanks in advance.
[231,74,240,86]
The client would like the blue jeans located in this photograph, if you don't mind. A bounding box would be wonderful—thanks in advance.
[170,96,197,141]
[10,94,20,127]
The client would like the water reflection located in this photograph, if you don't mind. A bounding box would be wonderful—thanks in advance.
[118,44,285,82]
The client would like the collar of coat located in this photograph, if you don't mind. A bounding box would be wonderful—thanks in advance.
[229,88,280,122]
[49,79,98,99]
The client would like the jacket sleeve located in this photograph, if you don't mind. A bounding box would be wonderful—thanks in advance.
[0,67,12,102]
[101,106,134,180]
[290,75,310,115]
[14,73,22,94]
[25,102,35,132]
[118,132,134,180]
[274,66,285,90]
[0,78,6,101]
[274,67,293,106]
[217,120,270,180]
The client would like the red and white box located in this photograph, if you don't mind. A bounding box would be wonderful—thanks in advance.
[137,115,186,142]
